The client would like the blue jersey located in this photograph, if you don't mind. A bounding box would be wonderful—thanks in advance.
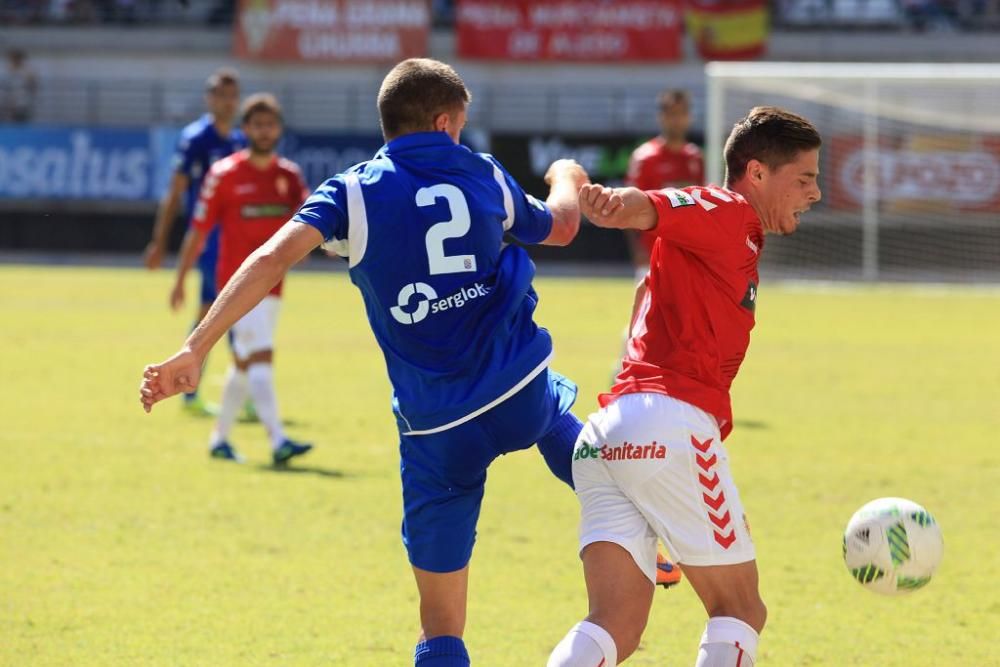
[172,114,245,259]
[294,132,555,435]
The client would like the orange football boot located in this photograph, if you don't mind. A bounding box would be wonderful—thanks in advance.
[656,551,682,589]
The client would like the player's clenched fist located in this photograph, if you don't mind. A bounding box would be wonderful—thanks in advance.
[579,184,625,222]
[544,159,589,190]
[579,184,658,231]
[139,348,202,413]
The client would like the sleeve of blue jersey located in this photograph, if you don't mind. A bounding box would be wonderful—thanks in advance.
[489,157,553,245]
[172,131,197,178]
[291,175,349,242]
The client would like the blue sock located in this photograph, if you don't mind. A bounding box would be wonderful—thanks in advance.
[537,412,583,490]
[414,636,469,666]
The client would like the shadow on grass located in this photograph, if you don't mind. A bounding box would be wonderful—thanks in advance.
[253,463,352,479]
[236,416,309,427]
[732,419,768,430]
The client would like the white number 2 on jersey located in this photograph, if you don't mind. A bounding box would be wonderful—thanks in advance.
[417,184,477,275]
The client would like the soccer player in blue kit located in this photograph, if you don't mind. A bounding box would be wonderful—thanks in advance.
[142,67,245,416]
[140,58,590,665]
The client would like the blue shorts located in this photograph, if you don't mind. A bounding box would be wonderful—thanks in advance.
[399,368,578,573]
[197,228,220,305]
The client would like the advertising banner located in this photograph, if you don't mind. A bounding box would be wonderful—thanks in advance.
[234,0,430,63]
[0,126,156,201]
[488,133,645,196]
[828,135,1000,213]
[456,0,683,62]
[0,125,386,202]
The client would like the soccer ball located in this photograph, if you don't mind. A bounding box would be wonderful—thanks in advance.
[842,497,943,596]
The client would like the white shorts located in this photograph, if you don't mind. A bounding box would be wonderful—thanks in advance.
[572,392,756,583]
[230,295,280,360]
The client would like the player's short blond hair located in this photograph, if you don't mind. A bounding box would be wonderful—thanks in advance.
[377,58,471,140]
[724,106,821,186]
[205,67,239,93]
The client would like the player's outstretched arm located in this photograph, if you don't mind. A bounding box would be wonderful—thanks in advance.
[144,173,189,270]
[541,159,589,246]
[140,221,323,413]
[580,184,657,232]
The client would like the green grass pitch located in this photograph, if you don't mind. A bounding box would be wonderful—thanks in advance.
[2,264,998,665]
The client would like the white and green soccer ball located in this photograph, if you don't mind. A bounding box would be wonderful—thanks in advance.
[842,497,943,596]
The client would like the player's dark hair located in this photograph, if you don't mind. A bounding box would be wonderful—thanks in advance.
[206,67,240,93]
[658,89,689,111]
[241,93,282,124]
[377,58,471,140]
[724,106,821,186]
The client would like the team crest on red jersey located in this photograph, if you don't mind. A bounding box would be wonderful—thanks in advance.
[276,175,288,197]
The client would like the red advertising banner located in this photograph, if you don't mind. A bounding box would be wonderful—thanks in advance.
[456,0,683,62]
[234,0,429,63]
[828,135,1000,213]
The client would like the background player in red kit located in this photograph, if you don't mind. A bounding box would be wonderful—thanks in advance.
[169,93,313,466]
[625,90,704,290]
[548,108,822,667]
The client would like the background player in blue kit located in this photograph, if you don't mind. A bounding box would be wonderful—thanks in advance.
[140,58,589,666]
[142,67,245,417]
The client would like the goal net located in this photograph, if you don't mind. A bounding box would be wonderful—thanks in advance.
[705,62,1000,282]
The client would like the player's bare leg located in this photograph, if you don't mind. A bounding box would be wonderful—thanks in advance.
[548,541,654,666]
[411,565,471,666]
[682,560,766,666]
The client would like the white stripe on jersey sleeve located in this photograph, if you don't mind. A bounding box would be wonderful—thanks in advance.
[345,172,369,268]
[492,163,515,232]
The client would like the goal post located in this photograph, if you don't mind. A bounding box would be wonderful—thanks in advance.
[705,62,1000,282]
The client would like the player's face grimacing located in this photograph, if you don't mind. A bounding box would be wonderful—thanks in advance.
[244,111,282,155]
[758,148,821,236]
[208,82,240,124]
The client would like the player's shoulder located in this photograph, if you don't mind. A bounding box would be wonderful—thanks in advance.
[276,156,304,177]
[207,151,245,178]
[682,143,704,158]
[631,137,663,162]
[180,115,211,141]
[471,151,515,180]
[659,185,750,216]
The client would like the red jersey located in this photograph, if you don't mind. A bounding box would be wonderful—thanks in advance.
[600,186,764,440]
[626,138,705,254]
[193,150,309,296]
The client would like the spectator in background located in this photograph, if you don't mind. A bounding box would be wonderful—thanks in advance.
[1,49,38,123]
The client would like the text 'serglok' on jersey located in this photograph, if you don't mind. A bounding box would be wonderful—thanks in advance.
[293,132,555,435]
[601,186,764,440]
[193,150,309,296]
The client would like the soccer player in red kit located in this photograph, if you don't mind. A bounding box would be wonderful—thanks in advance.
[169,93,314,466]
[548,107,822,667]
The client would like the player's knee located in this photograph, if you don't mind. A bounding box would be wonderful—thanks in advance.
[615,627,644,662]
[587,607,649,661]
[708,595,766,634]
